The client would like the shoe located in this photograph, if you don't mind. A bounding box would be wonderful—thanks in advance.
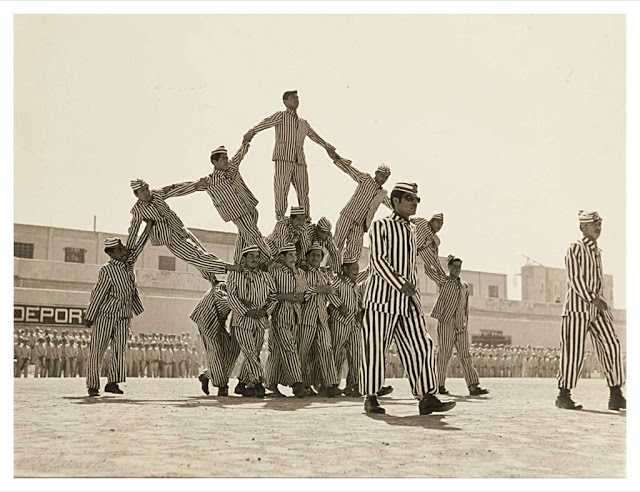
[438,386,450,395]
[292,382,306,398]
[315,385,328,397]
[198,373,210,395]
[555,389,583,410]
[254,383,266,399]
[376,385,394,397]
[243,385,256,397]
[609,386,626,410]
[419,394,456,415]
[234,381,246,395]
[305,385,318,397]
[104,382,124,394]
[217,384,228,397]
[87,387,99,397]
[343,385,361,397]
[469,384,489,396]
[267,384,286,398]
[326,384,341,398]
[364,395,386,414]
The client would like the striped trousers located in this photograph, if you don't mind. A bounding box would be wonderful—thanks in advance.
[360,304,437,398]
[436,320,479,388]
[198,321,240,387]
[297,322,339,387]
[274,160,310,221]
[231,208,272,263]
[265,320,303,387]
[86,316,129,389]
[166,236,224,275]
[558,314,625,390]
[234,320,266,385]
[331,319,363,389]
[333,215,365,265]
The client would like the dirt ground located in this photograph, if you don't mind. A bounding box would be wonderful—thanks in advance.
[13,377,625,478]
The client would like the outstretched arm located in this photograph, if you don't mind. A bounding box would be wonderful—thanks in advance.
[306,123,335,152]
[243,112,284,142]
[128,219,154,265]
[332,156,367,183]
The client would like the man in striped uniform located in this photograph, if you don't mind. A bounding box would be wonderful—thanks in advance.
[413,213,447,282]
[430,255,488,396]
[332,156,392,265]
[328,259,365,397]
[84,220,153,397]
[266,206,307,260]
[189,143,272,263]
[265,244,307,398]
[243,90,338,220]
[191,272,240,397]
[127,179,238,276]
[299,217,341,274]
[227,245,277,398]
[360,182,455,415]
[299,242,341,397]
[556,210,626,411]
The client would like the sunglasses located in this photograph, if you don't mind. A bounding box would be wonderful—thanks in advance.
[402,194,421,203]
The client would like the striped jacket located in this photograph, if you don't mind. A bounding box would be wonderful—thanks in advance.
[301,266,332,327]
[226,269,277,327]
[363,213,421,315]
[328,275,363,328]
[199,142,258,222]
[85,229,150,322]
[334,157,392,230]
[563,237,606,319]
[270,263,308,326]
[412,217,447,282]
[247,108,334,165]
[430,276,469,326]
[266,218,304,256]
[190,285,231,338]
[127,182,202,249]
[299,223,340,274]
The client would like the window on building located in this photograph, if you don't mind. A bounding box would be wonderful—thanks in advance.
[488,285,499,298]
[14,242,34,259]
[468,284,474,296]
[158,256,176,271]
[64,247,86,264]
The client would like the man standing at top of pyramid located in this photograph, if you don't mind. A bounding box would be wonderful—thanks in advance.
[242,90,339,221]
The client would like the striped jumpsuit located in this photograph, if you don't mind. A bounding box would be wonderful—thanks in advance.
[412,217,447,283]
[265,263,307,387]
[127,183,227,276]
[360,213,438,398]
[299,223,341,275]
[558,237,624,390]
[298,266,339,387]
[332,157,392,265]
[190,284,240,388]
[265,218,304,261]
[85,229,150,390]
[246,108,335,220]
[226,269,276,386]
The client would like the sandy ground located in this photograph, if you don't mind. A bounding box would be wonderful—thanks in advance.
[13,377,625,478]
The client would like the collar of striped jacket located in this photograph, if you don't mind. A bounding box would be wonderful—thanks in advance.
[581,236,600,251]
[285,108,298,117]
[391,212,412,224]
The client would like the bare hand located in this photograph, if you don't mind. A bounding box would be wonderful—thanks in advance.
[327,148,339,160]
[338,304,349,317]
[591,297,608,312]
[225,263,242,273]
[400,281,416,297]
[84,320,93,328]
[293,293,305,303]
[194,177,208,191]
[243,131,254,143]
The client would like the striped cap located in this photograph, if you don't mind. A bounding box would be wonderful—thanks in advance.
[431,213,444,222]
[376,164,391,175]
[104,237,123,248]
[447,255,462,265]
[211,145,227,156]
[241,245,260,257]
[130,179,148,191]
[342,253,359,265]
[578,210,602,224]
[392,182,418,194]
[278,243,297,254]
[307,241,323,252]
[316,216,332,232]
[290,206,306,216]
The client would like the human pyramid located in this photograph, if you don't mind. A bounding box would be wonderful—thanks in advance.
[84,90,625,415]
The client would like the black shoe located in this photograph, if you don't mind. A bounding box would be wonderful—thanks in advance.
[326,384,341,398]
[376,385,394,397]
[556,389,583,410]
[305,385,318,397]
[609,386,626,410]
[267,384,286,398]
[343,385,362,397]
[87,387,99,397]
[243,385,256,397]
[254,383,266,399]
[315,385,328,397]
[292,382,306,398]
[364,395,386,414]
[198,373,210,395]
[217,384,228,397]
[419,394,456,415]
[104,382,124,394]
[234,381,246,395]
[469,384,489,396]
[438,386,450,395]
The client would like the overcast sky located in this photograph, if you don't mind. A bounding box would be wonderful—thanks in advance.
[13,13,626,306]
